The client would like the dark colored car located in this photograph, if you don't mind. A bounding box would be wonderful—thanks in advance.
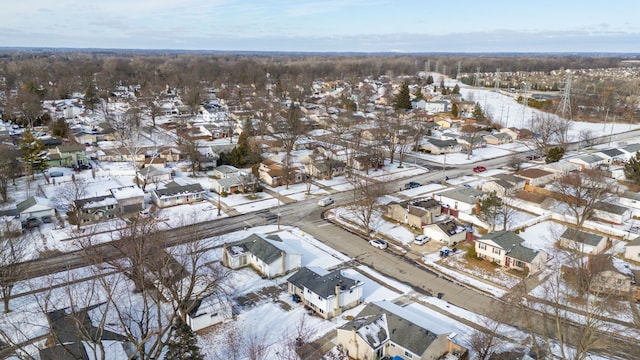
[404,181,421,189]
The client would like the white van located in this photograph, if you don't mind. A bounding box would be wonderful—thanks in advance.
[318,197,334,207]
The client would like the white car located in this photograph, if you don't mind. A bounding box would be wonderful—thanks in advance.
[369,239,388,249]
[414,235,430,245]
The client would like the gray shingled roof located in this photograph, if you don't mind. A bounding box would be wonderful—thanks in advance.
[560,228,604,246]
[226,234,284,265]
[594,201,629,215]
[479,231,541,263]
[348,302,438,356]
[288,267,359,299]
[155,183,204,197]
[437,187,484,205]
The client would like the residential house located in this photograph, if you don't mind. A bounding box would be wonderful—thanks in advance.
[481,178,521,197]
[186,296,233,332]
[151,182,205,208]
[39,308,133,360]
[47,144,89,168]
[73,195,118,225]
[199,123,230,139]
[287,266,363,319]
[72,130,97,145]
[514,168,555,186]
[434,187,485,215]
[258,159,303,187]
[336,301,468,360]
[211,175,250,194]
[624,236,640,263]
[109,186,145,215]
[16,196,56,221]
[422,220,467,246]
[568,153,607,170]
[96,148,145,164]
[304,158,346,180]
[595,148,626,164]
[483,132,513,145]
[539,161,582,178]
[143,156,166,168]
[346,154,384,171]
[222,233,302,278]
[418,138,461,154]
[620,191,640,211]
[385,198,441,228]
[621,143,640,161]
[499,127,519,140]
[212,165,243,179]
[587,254,634,297]
[457,133,487,149]
[475,231,547,274]
[559,228,607,255]
[0,209,22,236]
[137,166,173,185]
[591,201,631,225]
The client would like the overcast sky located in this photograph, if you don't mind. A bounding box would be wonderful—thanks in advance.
[1,0,639,53]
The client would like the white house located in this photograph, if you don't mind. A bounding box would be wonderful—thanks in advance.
[222,234,302,278]
[434,187,484,215]
[287,266,363,319]
[186,296,233,332]
[624,237,640,263]
[16,196,56,221]
[514,168,555,187]
[151,182,205,208]
[619,191,640,213]
[567,154,607,170]
[422,220,467,245]
[591,201,631,225]
[559,228,607,255]
[475,231,547,274]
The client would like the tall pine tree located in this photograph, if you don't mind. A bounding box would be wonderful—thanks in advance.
[165,318,204,360]
[393,83,411,110]
[19,131,48,179]
[624,151,640,184]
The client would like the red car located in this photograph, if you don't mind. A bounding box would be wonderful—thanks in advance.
[473,166,487,173]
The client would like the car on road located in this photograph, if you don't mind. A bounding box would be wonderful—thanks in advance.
[414,235,430,245]
[262,213,280,222]
[318,197,334,207]
[404,181,421,189]
[369,239,388,249]
[526,154,542,160]
[473,166,487,173]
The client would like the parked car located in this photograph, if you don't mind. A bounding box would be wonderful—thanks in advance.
[318,197,334,207]
[23,217,40,229]
[369,239,388,250]
[414,235,430,245]
[473,166,487,173]
[526,154,542,160]
[404,181,421,189]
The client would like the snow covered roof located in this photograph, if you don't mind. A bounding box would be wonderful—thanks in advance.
[110,186,144,200]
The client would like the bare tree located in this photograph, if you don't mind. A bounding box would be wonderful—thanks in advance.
[0,145,20,202]
[108,112,143,181]
[0,237,27,313]
[553,169,614,228]
[467,315,503,360]
[270,103,307,189]
[460,124,482,159]
[348,176,387,236]
[527,114,571,156]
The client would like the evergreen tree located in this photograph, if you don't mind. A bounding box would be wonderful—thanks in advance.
[414,87,424,100]
[452,84,461,95]
[473,103,486,122]
[84,83,100,113]
[165,318,204,360]
[624,151,640,184]
[19,131,48,179]
[545,147,566,164]
[426,75,434,85]
[393,83,411,110]
[451,103,459,118]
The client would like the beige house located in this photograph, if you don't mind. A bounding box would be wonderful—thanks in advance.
[258,159,303,187]
[625,237,640,263]
[385,198,441,228]
[422,220,467,246]
[336,301,467,360]
[514,168,555,186]
[588,254,634,297]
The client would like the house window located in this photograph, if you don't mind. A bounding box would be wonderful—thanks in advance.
[600,276,607,282]
[616,278,623,285]
[478,243,487,250]
[492,248,501,255]
[404,350,413,358]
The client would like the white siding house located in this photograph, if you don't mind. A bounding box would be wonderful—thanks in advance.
[222,234,302,278]
[624,237,640,263]
[559,228,607,255]
[475,231,547,274]
[186,296,233,332]
[287,267,363,319]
